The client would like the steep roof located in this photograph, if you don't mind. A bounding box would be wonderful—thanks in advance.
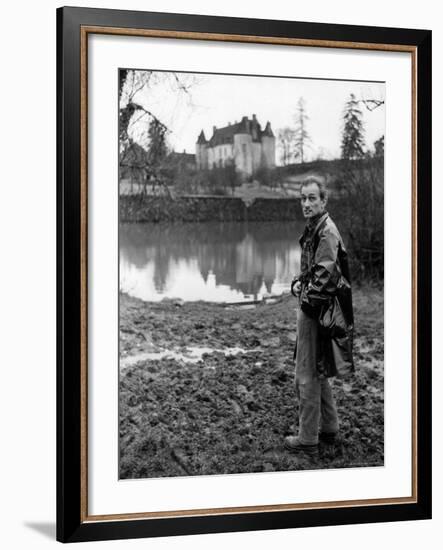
[204,116,272,147]
[167,151,196,166]
[197,130,207,144]
[262,121,274,138]
[208,121,244,147]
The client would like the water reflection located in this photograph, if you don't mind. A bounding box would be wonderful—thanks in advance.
[120,221,304,302]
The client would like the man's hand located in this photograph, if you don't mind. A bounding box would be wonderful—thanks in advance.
[291,279,302,297]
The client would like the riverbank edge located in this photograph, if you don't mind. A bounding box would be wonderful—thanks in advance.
[119,286,384,478]
[120,195,301,223]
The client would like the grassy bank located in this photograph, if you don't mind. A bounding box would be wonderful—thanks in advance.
[119,287,384,479]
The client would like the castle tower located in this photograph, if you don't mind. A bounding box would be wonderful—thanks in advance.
[233,116,253,176]
[196,116,275,176]
[196,130,208,169]
[261,121,276,168]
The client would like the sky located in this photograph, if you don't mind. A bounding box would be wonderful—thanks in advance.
[123,69,385,163]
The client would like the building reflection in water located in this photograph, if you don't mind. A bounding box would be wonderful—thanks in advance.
[120,221,303,303]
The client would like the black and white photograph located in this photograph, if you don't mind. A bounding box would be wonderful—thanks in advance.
[0,0,436,545]
[118,68,385,479]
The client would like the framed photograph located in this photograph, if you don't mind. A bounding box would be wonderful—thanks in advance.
[57,6,432,543]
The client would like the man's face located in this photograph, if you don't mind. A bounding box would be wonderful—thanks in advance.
[300,182,326,219]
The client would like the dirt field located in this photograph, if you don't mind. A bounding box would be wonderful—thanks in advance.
[119,287,384,479]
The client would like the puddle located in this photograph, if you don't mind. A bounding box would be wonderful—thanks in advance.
[120,346,252,369]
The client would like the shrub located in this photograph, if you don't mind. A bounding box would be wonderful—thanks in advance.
[329,157,384,283]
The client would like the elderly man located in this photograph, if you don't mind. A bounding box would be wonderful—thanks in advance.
[285,177,354,457]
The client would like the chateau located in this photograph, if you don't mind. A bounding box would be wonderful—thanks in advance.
[196,115,275,176]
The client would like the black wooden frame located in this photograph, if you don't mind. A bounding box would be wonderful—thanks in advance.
[57,6,432,543]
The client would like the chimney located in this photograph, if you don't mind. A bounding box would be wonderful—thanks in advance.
[252,114,257,121]
[213,125,217,134]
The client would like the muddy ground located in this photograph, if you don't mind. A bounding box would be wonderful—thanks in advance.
[119,287,384,479]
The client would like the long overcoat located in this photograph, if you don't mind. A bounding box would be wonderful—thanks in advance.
[292,212,354,378]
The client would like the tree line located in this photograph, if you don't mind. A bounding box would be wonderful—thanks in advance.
[278,93,384,165]
[118,71,385,282]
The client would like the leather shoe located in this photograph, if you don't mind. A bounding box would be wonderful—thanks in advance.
[284,436,318,457]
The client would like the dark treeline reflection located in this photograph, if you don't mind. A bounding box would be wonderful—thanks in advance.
[120,221,304,302]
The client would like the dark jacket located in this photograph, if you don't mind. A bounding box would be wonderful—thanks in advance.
[293,212,354,378]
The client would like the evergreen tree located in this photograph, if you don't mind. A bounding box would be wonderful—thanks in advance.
[144,118,169,194]
[341,93,366,160]
[293,97,311,163]
[146,118,168,168]
[374,135,384,157]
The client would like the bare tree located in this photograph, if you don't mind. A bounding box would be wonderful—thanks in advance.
[118,70,197,196]
[277,127,296,166]
[119,71,156,141]
[361,98,385,112]
[293,97,311,163]
[334,157,384,281]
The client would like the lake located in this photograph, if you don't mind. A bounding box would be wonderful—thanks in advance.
[120,221,304,303]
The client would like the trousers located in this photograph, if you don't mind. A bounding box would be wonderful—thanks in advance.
[295,307,339,445]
